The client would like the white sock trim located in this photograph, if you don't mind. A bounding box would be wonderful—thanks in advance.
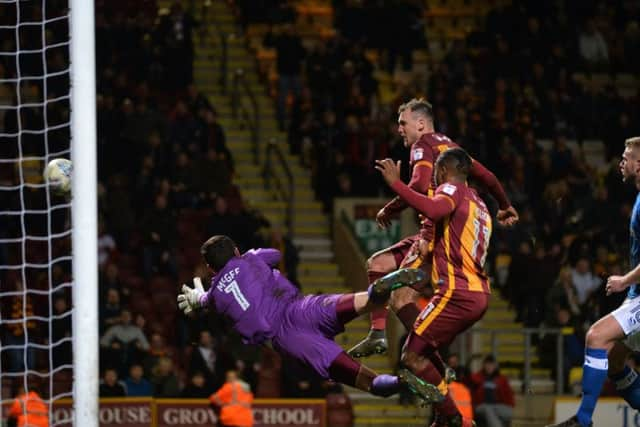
[585,355,609,371]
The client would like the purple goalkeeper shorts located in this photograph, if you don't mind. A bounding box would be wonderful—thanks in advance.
[271,294,345,379]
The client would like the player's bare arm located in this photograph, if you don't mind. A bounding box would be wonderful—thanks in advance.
[470,159,519,226]
[375,159,455,222]
[378,157,432,229]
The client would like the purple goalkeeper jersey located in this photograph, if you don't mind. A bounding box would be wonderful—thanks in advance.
[199,248,300,345]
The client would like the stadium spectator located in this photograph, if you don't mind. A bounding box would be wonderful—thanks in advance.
[100,309,150,375]
[157,2,196,90]
[188,330,233,392]
[7,383,48,427]
[446,353,470,387]
[447,376,473,423]
[386,0,424,73]
[469,355,515,427]
[151,357,180,398]
[103,175,136,245]
[571,257,602,306]
[134,313,149,335]
[210,370,254,427]
[182,372,211,398]
[545,267,581,323]
[539,307,585,392]
[578,18,609,68]
[505,241,535,322]
[124,363,154,397]
[100,264,130,304]
[282,367,326,399]
[200,108,233,171]
[143,333,173,377]
[192,148,232,206]
[266,228,300,286]
[263,24,306,130]
[519,244,557,326]
[100,287,122,334]
[99,368,126,397]
[170,151,196,208]
[3,281,37,372]
[98,220,117,269]
[141,193,178,279]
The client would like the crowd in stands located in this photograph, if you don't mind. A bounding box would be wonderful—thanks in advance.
[250,0,640,390]
[93,0,308,400]
[0,0,306,402]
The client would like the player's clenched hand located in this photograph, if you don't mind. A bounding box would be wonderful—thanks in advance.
[606,275,629,296]
[497,206,519,227]
[375,159,401,186]
[177,277,205,315]
[376,208,391,229]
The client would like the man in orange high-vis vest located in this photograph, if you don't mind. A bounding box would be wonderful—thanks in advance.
[448,380,473,421]
[210,370,254,427]
[7,385,49,427]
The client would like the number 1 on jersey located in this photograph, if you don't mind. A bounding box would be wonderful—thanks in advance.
[225,280,250,311]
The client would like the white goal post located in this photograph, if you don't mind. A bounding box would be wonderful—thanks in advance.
[70,0,98,425]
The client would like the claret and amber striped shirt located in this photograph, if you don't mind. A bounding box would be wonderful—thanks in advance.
[390,179,493,294]
[430,182,492,294]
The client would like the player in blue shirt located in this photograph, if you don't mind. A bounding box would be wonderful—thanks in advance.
[549,137,640,427]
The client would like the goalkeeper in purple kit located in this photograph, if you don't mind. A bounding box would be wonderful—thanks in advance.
[178,235,442,402]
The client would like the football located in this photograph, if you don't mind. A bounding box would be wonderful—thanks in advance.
[43,158,72,194]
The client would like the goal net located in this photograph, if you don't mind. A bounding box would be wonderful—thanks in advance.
[0,0,97,426]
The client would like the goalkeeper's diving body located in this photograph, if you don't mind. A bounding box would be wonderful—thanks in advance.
[178,235,442,402]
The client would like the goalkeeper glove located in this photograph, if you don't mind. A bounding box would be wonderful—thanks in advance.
[177,277,206,315]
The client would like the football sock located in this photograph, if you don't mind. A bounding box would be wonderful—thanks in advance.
[368,271,388,330]
[417,363,458,417]
[612,365,640,409]
[576,348,608,427]
[328,352,363,387]
[396,302,420,331]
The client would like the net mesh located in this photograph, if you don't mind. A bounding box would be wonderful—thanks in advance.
[0,0,74,424]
